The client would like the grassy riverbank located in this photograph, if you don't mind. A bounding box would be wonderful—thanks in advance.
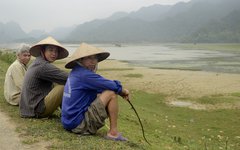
[0,50,240,149]
[165,43,240,52]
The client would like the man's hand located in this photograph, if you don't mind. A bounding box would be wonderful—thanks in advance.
[119,88,130,100]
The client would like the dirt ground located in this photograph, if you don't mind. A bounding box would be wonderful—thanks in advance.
[99,60,240,109]
[99,60,240,97]
[0,109,49,150]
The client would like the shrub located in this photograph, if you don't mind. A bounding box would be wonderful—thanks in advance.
[0,51,16,64]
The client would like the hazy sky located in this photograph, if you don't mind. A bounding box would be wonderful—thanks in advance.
[0,0,191,33]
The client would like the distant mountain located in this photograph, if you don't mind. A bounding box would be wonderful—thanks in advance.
[0,22,75,43]
[65,0,240,43]
[65,19,107,42]
[151,0,240,42]
[28,29,47,39]
[185,10,240,43]
[49,26,76,40]
[0,21,29,43]
[1,0,240,43]
[128,4,171,22]
[106,12,129,21]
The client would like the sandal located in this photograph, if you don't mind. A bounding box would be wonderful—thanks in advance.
[105,133,128,141]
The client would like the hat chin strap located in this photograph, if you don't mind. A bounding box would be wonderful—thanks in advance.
[40,49,47,61]
[94,64,98,73]
[76,61,83,67]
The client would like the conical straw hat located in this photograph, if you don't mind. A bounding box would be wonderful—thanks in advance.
[65,43,110,69]
[30,36,69,59]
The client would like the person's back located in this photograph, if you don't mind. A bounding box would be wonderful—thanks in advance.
[4,44,31,106]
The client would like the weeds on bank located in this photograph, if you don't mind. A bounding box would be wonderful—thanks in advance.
[0,50,16,64]
[150,67,201,71]
[123,73,143,78]
[197,94,240,105]
[165,43,240,52]
[99,68,134,71]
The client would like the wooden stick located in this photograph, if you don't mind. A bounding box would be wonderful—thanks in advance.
[127,99,151,145]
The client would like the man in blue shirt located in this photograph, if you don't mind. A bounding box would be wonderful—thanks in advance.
[61,43,129,141]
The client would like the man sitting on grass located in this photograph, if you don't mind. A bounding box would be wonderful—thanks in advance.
[4,44,31,106]
[20,36,69,118]
[61,43,129,141]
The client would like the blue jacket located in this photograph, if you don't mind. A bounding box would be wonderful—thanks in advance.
[61,65,122,130]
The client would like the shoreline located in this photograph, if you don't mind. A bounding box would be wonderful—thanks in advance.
[98,59,240,110]
[98,59,240,98]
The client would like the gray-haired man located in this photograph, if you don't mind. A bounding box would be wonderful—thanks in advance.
[4,44,31,105]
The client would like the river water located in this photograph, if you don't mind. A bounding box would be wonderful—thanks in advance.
[64,43,240,74]
[1,43,240,73]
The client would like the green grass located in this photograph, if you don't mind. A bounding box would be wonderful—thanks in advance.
[150,67,201,71]
[165,43,240,52]
[0,50,16,64]
[98,68,134,71]
[123,73,143,78]
[196,94,240,105]
[0,52,240,149]
[231,92,240,97]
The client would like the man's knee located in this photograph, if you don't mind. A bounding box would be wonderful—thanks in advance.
[103,90,117,98]
[99,90,117,105]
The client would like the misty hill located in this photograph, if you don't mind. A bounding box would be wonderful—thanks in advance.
[128,5,171,22]
[0,21,30,43]
[49,26,76,40]
[28,29,47,39]
[66,0,240,43]
[185,10,240,43]
[0,22,75,43]
[26,26,75,42]
[1,0,240,43]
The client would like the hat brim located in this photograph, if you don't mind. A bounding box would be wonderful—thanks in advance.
[65,52,110,69]
[30,44,69,59]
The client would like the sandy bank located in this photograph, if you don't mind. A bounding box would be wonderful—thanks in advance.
[99,60,240,98]
[57,58,240,109]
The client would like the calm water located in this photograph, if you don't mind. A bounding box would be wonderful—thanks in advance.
[1,43,240,73]
[64,43,240,73]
